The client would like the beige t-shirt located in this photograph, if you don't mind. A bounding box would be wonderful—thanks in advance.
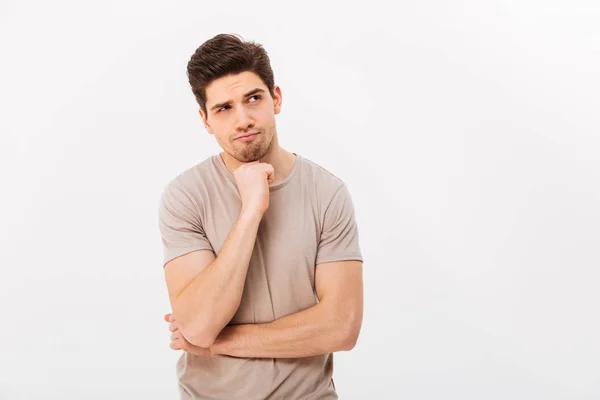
[158,152,363,399]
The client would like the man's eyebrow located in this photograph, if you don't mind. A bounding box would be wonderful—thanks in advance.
[209,88,266,111]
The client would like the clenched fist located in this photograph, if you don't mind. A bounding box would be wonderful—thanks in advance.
[233,161,275,216]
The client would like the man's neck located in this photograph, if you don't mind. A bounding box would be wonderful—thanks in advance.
[220,146,296,186]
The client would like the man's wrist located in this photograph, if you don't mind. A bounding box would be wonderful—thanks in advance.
[210,324,241,356]
[185,343,211,357]
[209,330,227,356]
[208,344,219,356]
[239,209,264,224]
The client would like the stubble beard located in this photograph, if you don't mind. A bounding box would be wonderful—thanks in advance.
[230,129,274,163]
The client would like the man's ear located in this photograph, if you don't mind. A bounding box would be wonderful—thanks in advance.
[199,108,214,135]
[272,86,282,115]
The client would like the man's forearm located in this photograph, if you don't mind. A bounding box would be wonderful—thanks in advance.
[174,210,263,347]
[208,301,356,358]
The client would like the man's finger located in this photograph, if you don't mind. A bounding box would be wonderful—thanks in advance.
[164,313,176,322]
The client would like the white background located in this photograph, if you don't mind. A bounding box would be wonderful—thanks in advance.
[1,0,599,399]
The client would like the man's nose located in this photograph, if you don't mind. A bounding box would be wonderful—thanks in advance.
[235,106,254,130]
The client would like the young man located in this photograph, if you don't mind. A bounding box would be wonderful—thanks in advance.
[158,33,364,399]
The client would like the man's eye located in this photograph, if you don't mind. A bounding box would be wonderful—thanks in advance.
[217,96,259,113]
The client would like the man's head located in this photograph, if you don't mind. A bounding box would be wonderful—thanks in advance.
[187,33,282,163]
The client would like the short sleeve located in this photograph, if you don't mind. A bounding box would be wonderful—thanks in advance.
[158,183,214,267]
[315,183,363,265]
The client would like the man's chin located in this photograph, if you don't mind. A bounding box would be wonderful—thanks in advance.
[233,147,268,163]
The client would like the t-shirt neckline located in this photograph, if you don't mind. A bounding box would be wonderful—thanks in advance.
[214,152,301,192]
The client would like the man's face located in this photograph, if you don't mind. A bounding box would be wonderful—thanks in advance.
[199,71,282,163]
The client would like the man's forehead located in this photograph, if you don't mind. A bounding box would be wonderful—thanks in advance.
[207,71,264,95]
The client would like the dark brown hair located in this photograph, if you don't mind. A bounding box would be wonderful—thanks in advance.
[186,33,275,117]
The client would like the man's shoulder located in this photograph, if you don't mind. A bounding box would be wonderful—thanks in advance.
[298,155,347,197]
[160,155,218,200]
[302,157,344,190]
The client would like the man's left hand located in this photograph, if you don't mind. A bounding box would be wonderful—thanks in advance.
[164,313,211,356]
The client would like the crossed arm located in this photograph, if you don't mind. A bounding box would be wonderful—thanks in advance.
[167,259,363,358]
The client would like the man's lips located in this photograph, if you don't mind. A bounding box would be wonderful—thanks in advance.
[235,132,260,140]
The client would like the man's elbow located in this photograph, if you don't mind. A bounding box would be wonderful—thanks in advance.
[172,305,222,348]
[339,314,362,351]
[186,326,219,348]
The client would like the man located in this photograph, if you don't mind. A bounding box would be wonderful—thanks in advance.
[158,33,364,399]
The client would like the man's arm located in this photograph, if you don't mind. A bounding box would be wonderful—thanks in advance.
[162,162,274,349]
[207,259,363,358]
[166,210,263,348]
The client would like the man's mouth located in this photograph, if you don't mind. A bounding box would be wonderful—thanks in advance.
[235,132,260,141]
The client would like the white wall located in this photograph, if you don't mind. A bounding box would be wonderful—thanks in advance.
[1,1,599,399]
